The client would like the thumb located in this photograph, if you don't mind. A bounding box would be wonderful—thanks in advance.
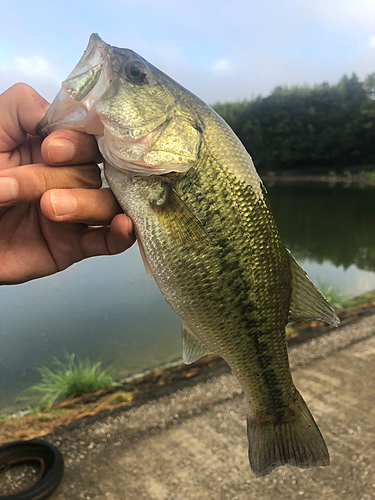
[0,83,49,153]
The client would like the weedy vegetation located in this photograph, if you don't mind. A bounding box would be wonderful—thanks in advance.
[285,325,298,339]
[365,171,375,184]
[317,281,353,311]
[0,414,11,425]
[108,392,132,406]
[28,352,114,409]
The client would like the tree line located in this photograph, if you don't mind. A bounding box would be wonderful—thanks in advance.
[212,73,375,172]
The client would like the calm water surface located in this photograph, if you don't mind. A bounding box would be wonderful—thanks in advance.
[1,182,375,411]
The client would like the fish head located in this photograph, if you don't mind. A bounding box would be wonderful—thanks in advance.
[38,34,202,176]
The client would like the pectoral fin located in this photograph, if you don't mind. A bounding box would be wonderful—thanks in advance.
[288,251,339,326]
[182,322,211,364]
[151,184,209,246]
[136,238,153,279]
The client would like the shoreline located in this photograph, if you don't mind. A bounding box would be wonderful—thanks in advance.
[45,318,375,499]
[1,289,374,445]
[261,172,375,185]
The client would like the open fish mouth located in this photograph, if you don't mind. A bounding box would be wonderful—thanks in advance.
[37,34,113,138]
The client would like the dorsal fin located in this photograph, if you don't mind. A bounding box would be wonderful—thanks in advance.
[288,251,339,326]
[182,322,211,364]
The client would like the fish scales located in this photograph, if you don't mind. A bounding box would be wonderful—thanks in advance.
[37,34,339,477]
[114,145,293,409]
[172,134,293,407]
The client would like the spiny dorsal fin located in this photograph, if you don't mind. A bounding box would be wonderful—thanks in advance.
[288,251,339,326]
[182,322,211,364]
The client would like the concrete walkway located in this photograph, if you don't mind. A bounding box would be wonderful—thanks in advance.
[46,314,375,500]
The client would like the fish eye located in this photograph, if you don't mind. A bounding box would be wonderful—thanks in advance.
[123,61,147,83]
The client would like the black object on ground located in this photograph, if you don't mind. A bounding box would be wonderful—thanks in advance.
[0,439,64,499]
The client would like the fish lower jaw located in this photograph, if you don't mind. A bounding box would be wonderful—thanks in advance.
[98,136,192,177]
[98,136,155,177]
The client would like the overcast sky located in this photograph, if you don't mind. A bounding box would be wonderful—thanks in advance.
[1,0,374,104]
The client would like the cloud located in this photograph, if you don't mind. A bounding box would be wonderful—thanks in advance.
[211,59,232,73]
[300,0,375,29]
[0,55,65,101]
[370,35,375,48]
[14,55,57,80]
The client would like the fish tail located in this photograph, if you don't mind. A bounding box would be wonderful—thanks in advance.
[247,390,329,477]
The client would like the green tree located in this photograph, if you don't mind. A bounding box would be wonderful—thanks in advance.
[212,72,375,172]
[364,73,375,99]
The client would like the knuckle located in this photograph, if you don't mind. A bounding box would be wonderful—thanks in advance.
[9,82,30,95]
[31,168,49,195]
[8,83,37,102]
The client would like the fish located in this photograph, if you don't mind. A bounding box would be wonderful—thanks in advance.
[38,34,339,477]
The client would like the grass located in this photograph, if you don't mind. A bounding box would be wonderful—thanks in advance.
[285,325,298,339]
[0,390,134,444]
[0,414,11,425]
[365,171,375,184]
[349,290,375,308]
[27,352,114,410]
[317,281,354,311]
[108,392,132,406]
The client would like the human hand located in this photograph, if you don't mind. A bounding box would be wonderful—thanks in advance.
[0,84,135,284]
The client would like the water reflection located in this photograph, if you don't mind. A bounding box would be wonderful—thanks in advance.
[1,183,374,411]
[267,183,375,272]
[0,248,181,412]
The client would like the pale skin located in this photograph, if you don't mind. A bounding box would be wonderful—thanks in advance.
[0,83,135,285]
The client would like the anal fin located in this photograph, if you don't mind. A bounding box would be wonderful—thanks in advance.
[182,322,211,364]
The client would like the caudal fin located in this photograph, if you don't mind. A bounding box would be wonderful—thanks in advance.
[247,390,329,477]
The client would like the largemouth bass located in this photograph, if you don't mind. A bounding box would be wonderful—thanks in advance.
[38,34,339,477]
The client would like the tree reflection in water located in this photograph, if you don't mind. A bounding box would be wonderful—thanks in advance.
[268,183,375,273]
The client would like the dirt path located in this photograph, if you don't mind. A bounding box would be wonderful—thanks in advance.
[14,315,375,499]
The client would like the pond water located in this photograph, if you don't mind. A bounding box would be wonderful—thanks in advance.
[1,182,375,412]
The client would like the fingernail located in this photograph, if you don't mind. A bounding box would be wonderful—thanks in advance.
[47,139,75,164]
[0,177,19,203]
[51,192,77,216]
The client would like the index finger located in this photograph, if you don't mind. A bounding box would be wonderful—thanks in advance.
[41,129,102,166]
[0,83,49,153]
